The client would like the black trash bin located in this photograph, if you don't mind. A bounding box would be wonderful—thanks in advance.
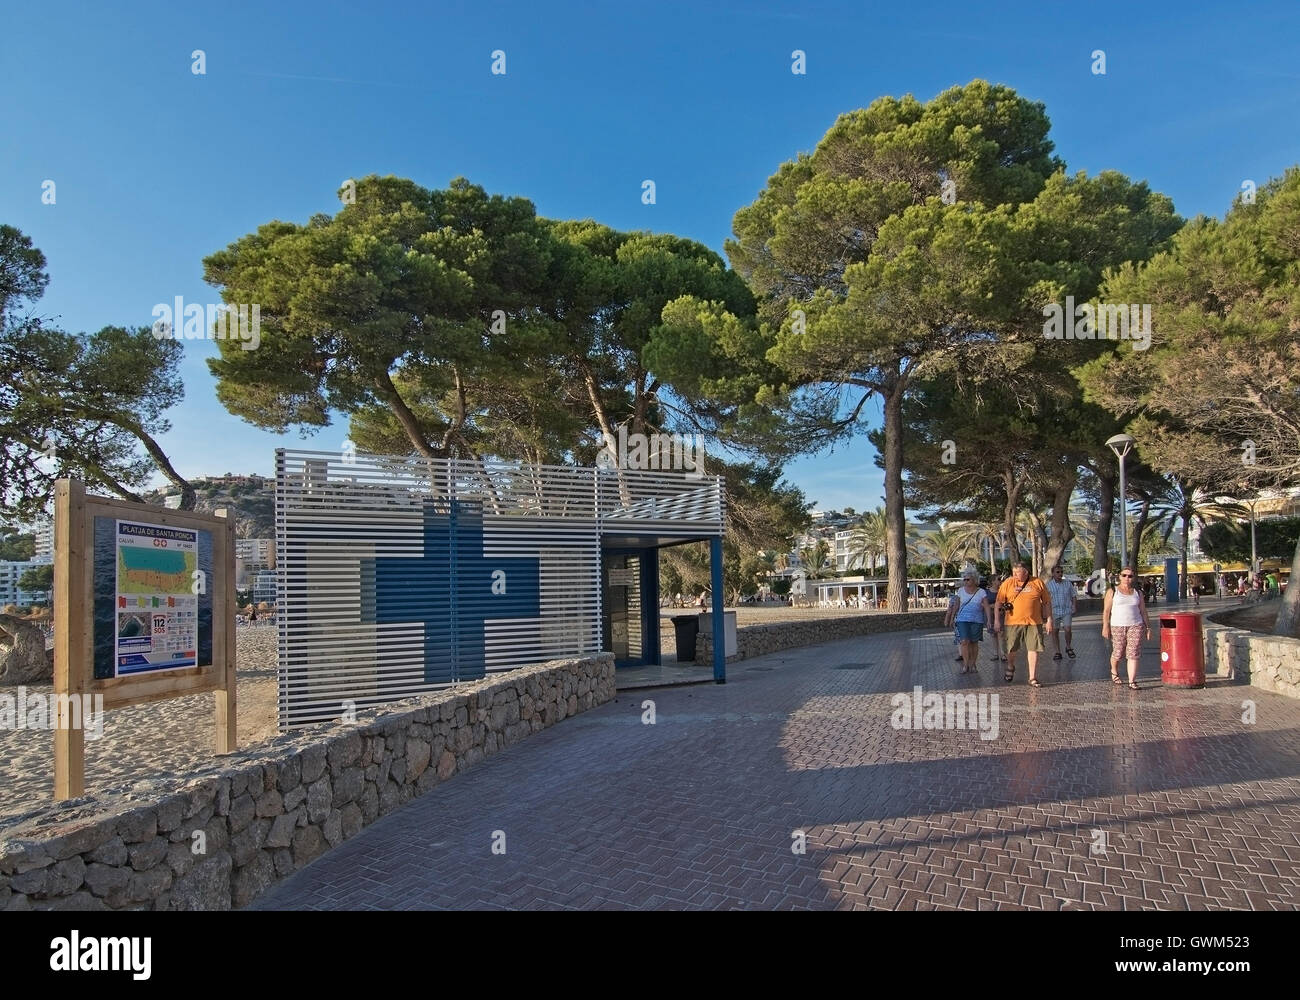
[670,615,700,662]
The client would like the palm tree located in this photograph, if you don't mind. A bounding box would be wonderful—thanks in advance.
[1149,478,1248,598]
[950,520,1002,574]
[1014,509,1050,576]
[809,538,831,578]
[912,524,974,578]
[847,506,888,574]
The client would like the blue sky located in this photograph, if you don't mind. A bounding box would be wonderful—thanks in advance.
[4,0,1298,512]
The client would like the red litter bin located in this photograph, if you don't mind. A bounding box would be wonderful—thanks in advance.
[1159,612,1205,688]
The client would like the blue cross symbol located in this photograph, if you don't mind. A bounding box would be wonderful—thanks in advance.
[362,500,540,684]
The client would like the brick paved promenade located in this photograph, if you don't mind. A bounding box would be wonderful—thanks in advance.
[256,607,1300,909]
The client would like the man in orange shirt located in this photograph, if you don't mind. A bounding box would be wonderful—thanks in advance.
[993,561,1055,687]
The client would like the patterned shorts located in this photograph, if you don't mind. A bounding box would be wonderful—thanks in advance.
[1111,624,1143,660]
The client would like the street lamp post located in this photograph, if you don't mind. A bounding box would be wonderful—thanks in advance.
[1106,434,1136,573]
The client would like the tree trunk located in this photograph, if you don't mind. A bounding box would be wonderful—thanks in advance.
[1001,471,1022,566]
[64,407,196,510]
[126,420,196,510]
[1273,536,1300,638]
[1093,470,1115,570]
[882,373,908,612]
[1182,517,1191,599]
[1042,472,1078,577]
[1129,497,1151,571]
[376,372,439,460]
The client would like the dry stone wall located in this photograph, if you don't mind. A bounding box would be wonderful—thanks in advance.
[1203,617,1300,699]
[0,653,614,911]
[696,611,948,663]
[694,597,1104,665]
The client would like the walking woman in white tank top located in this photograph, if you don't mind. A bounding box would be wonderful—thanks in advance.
[1102,566,1150,690]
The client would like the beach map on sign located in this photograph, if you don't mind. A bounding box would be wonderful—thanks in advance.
[114,520,199,675]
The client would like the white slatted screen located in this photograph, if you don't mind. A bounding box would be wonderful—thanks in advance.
[275,450,723,729]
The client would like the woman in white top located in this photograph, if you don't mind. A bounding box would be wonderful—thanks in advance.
[1102,566,1150,690]
[945,572,994,675]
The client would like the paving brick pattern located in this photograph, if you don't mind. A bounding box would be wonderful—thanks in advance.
[255,612,1300,910]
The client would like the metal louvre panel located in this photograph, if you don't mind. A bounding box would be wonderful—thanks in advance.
[275,449,722,730]
[597,470,725,532]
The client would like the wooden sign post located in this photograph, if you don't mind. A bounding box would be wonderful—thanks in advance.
[53,479,237,801]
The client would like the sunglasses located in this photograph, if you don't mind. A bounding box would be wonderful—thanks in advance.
[1121,573,1134,578]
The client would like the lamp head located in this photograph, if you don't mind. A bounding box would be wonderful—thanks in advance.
[1105,433,1136,459]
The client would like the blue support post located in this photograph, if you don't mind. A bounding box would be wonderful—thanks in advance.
[1164,557,1180,604]
[710,535,726,683]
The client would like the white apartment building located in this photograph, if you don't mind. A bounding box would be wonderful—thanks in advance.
[834,530,855,572]
[236,537,275,589]
[32,519,54,560]
[252,569,278,606]
[0,560,51,606]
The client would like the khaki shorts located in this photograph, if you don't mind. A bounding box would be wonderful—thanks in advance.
[1005,624,1044,652]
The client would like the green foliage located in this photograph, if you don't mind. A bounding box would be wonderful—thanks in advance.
[207,177,754,467]
[1076,168,1300,632]
[656,81,1179,609]
[1201,518,1300,562]
[18,563,53,599]
[0,529,35,561]
[1077,167,1300,494]
[1,225,195,517]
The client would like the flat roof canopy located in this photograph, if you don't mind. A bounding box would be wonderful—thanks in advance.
[601,533,719,549]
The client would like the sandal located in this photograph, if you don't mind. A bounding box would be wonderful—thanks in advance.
[1029,678,1042,688]
[1111,671,1123,685]
[1004,664,1015,682]
[1128,681,1139,690]
[1052,653,1062,660]
[1066,648,1076,659]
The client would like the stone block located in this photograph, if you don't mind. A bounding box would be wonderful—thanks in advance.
[264,809,301,850]
[227,793,256,834]
[231,853,275,908]
[166,841,198,879]
[306,777,332,824]
[126,864,172,903]
[128,837,168,872]
[117,808,159,844]
[88,836,128,867]
[322,808,343,847]
[300,744,327,785]
[291,825,324,867]
[332,766,363,806]
[230,818,270,867]
[83,862,129,898]
[170,854,231,910]
[255,788,284,818]
[155,794,186,833]
[340,803,363,841]
[327,730,362,771]
[283,784,307,813]
[277,754,302,793]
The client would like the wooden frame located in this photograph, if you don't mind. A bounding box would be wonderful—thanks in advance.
[53,479,237,800]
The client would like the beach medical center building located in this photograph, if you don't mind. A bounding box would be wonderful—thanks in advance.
[274,449,726,729]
